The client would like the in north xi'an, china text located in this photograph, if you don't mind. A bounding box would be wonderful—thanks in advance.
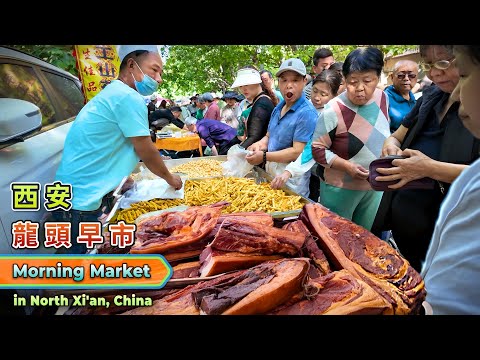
[13,293,153,308]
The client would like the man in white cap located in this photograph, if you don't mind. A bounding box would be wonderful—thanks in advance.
[53,45,182,254]
[246,58,317,197]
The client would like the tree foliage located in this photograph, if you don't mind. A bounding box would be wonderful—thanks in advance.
[9,45,78,76]
[161,45,416,98]
[10,44,417,99]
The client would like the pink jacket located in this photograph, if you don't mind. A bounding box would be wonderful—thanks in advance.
[204,102,221,120]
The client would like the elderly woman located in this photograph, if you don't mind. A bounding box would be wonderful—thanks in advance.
[220,90,241,129]
[311,47,391,231]
[372,45,480,272]
[420,45,480,314]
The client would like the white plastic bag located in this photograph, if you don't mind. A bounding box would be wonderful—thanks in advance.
[221,144,254,177]
[118,177,186,209]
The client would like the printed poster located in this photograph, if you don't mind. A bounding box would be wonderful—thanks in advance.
[74,45,120,102]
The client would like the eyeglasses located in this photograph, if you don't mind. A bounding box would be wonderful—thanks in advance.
[396,73,417,80]
[420,58,456,72]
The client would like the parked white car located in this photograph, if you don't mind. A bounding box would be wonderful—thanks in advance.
[0,46,85,314]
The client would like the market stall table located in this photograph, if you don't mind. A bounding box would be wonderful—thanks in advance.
[155,134,203,156]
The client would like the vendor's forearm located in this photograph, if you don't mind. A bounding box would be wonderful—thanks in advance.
[141,151,173,180]
[211,145,219,156]
[132,136,173,181]
[427,159,469,184]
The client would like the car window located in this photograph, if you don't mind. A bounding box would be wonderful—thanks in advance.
[41,70,84,119]
[0,63,57,125]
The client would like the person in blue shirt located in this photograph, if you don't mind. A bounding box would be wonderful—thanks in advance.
[246,58,317,197]
[184,116,240,156]
[53,45,182,254]
[384,60,419,132]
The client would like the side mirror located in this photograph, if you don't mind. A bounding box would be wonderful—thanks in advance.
[0,98,42,143]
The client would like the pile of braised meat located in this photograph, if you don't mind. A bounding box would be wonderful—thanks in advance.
[83,201,426,315]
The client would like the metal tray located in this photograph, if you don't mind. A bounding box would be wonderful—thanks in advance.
[112,156,228,198]
[107,156,311,222]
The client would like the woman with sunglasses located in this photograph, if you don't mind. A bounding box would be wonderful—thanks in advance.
[372,45,480,272]
[384,60,419,132]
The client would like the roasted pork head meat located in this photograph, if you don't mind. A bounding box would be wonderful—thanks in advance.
[282,220,331,276]
[120,270,246,315]
[198,218,306,277]
[300,203,426,314]
[192,258,310,315]
[269,269,391,315]
[130,202,228,254]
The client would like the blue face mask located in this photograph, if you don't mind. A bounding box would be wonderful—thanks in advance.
[131,60,158,96]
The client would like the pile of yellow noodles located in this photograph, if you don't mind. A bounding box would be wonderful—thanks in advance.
[112,177,305,223]
[170,159,224,178]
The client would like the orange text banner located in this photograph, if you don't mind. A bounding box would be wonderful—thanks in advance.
[0,255,172,290]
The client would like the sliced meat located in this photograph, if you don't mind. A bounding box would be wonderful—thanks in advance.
[171,261,201,279]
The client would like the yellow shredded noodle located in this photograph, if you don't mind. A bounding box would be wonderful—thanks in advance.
[170,159,223,178]
[110,177,305,223]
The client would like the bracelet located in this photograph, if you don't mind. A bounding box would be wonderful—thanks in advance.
[263,150,267,165]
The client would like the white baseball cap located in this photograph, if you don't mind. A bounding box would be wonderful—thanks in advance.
[116,45,160,63]
[276,58,307,77]
[231,68,262,88]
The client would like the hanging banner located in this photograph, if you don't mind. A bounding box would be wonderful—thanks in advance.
[73,45,120,102]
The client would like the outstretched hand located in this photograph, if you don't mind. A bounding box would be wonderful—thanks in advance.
[375,148,432,189]
[271,171,292,190]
